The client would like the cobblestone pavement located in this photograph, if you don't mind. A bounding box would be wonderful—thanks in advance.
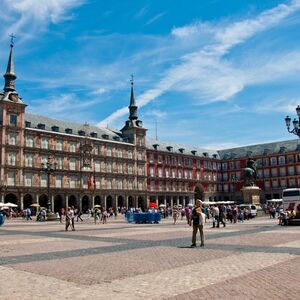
[0,216,299,299]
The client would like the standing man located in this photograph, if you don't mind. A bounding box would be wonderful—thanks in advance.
[190,199,205,247]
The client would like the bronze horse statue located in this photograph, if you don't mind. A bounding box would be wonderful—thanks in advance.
[244,159,257,186]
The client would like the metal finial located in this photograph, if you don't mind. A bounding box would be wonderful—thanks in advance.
[9,33,16,47]
[130,74,134,85]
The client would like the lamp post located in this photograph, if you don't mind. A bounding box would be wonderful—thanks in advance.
[0,180,7,202]
[41,156,56,211]
[285,105,300,137]
[230,174,238,202]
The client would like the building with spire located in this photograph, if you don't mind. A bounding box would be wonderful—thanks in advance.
[0,42,300,211]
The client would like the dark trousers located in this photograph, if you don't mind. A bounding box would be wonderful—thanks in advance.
[192,224,204,245]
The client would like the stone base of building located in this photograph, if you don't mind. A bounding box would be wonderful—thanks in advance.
[242,186,261,206]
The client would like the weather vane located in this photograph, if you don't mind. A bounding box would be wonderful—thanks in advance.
[9,33,16,46]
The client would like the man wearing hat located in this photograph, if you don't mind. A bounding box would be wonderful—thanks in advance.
[189,199,205,247]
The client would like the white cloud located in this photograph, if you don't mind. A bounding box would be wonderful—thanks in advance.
[252,97,300,114]
[145,12,166,26]
[99,1,300,127]
[0,0,85,42]
[28,93,99,121]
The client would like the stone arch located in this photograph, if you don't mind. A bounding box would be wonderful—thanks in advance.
[128,196,134,208]
[54,195,64,213]
[106,195,113,209]
[5,193,18,204]
[138,196,145,210]
[39,194,48,208]
[82,195,89,212]
[23,194,33,209]
[117,195,124,207]
[69,195,77,208]
[94,195,101,206]
[194,184,204,200]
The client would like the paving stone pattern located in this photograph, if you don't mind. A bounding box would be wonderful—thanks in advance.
[0,216,299,299]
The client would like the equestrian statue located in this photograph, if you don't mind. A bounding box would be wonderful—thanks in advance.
[244,159,257,187]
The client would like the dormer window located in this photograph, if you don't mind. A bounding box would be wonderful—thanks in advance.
[203,152,208,157]
[279,146,286,153]
[296,144,300,151]
[65,128,73,134]
[90,132,97,138]
[153,144,159,150]
[179,148,185,153]
[9,114,17,126]
[212,154,218,159]
[52,126,59,132]
[247,151,253,157]
[263,148,270,155]
[102,134,109,139]
[25,121,31,128]
[113,136,120,141]
[37,123,45,130]
[191,150,197,155]
[166,146,173,152]
[78,130,85,136]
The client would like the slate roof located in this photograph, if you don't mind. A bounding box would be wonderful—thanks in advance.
[217,139,300,159]
[146,137,220,159]
[24,113,127,143]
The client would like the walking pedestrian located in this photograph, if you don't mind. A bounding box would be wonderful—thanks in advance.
[190,199,205,247]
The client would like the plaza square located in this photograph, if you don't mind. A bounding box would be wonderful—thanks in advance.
[1,216,300,299]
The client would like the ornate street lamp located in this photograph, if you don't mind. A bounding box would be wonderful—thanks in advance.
[41,156,56,210]
[0,180,7,202]
[285,105,300,137]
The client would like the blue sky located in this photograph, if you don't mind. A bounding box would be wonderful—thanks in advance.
[1,0,300,150]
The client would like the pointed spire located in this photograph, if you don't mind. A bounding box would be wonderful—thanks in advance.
[4,34,17,92]
[129,75,138,120]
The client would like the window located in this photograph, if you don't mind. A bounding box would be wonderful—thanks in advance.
[149,153,154,163]
[158,168,162,177]
[278,156,285,165]
[41,156,48,165]
[229,162,235,169]
[69,158,76,170]
[118,163,123,173]
[24,174,32,186]
[138,180,144,190]
[196,160,200,168]
[56,157,63,170]
[128,164,133,175]
[117,149,123,158]
[117,179,123,189]
[26,136,34,147]
[264,180,270,189]
[280,179,287,188]
[271,168,277,177]
[178,158,182,166]
[41,137,49,149]
[222,162,228,170]
[8,133,17,145]
[166,169,169,178]
[8,152,16,166]
[223,173,228,181]
[40,174,47,187]
[288,166,295,176]
[272,179,278,188]
[107,147,112,156]
[95,161,100,172]
[263,158,269,166]
[287,155,294,164]
[107,179,112,189]
[69,142,76,152]
[138,165,144,176]
[9,114,17,126]
[25,154,33,167]
[150,167,154,177]
[158,155,163,164]
[7,171,15,185]
[56,175,62,188]
[280,167,286,176]
[70,176,77,188]
[172,157,177,166]
[107,161,112,173]
[178,170,182,179]
[270,157,277,165]
[263,169,270,177]
[289,178,295,188]
[172,169,176,178]
[128,150,133,159]
[56,140,63,151]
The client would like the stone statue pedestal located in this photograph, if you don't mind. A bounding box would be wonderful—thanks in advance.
[242,186,261,206]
